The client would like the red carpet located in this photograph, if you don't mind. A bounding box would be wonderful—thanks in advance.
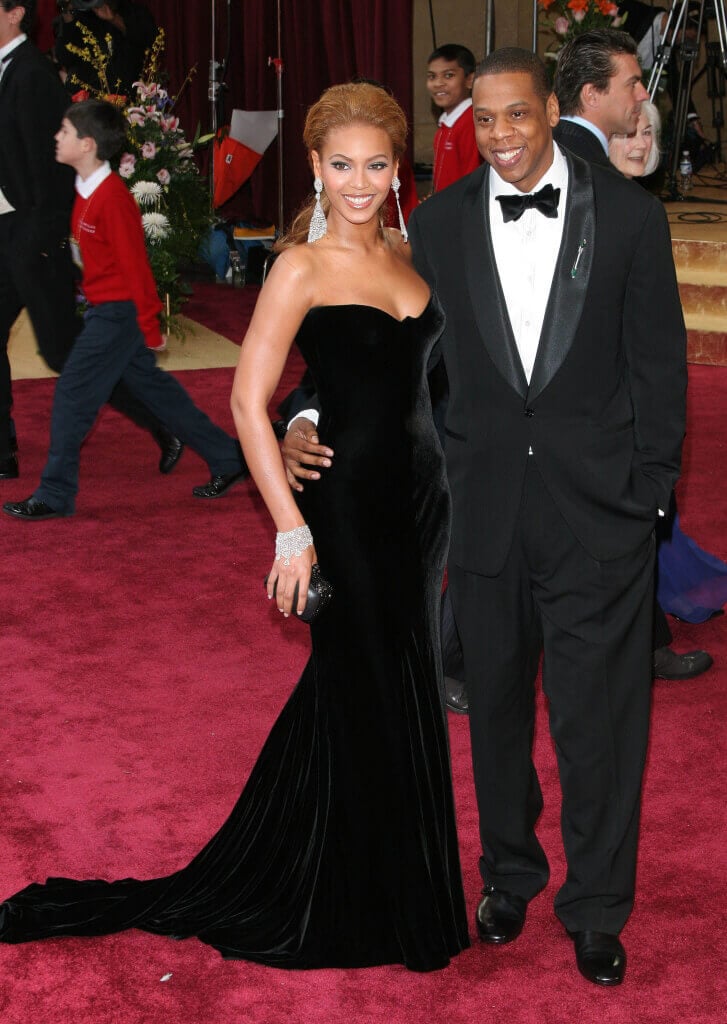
[0,294,725,1021]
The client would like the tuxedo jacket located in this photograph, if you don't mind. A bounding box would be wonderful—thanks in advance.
[553,120,610,168]
[408,149,686,576]
[0,40,75,254]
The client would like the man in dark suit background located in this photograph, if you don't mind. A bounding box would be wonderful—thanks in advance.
[553,28,713,682]
[409,44,685,987]
[553,25,649,163]
[0,0,181,481]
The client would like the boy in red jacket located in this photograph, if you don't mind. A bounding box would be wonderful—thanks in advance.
[3,99,247,520]
[427,44,482,193]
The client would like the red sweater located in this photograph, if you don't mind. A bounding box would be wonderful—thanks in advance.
[71,171,163,349]
[432,102,482,193]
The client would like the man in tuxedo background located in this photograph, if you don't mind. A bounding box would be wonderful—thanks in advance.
[553,28,713,681]
[283,46,686,985]
[0,0,182,481]
[552,26,649,162]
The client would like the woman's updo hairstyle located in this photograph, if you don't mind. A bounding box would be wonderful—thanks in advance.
[276,82,408,250]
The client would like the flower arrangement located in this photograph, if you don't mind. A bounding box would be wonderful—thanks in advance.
[538,0,625,45]
[66,26,213,333]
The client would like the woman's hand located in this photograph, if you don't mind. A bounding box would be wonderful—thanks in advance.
[266,544,317,618]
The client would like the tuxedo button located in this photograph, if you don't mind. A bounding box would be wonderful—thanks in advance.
[525,408,534,417]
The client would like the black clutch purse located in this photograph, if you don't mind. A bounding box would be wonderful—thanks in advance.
[264,563,333,623]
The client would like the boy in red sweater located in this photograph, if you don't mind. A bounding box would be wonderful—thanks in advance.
[3,99,247,520]
[427,44,482,193]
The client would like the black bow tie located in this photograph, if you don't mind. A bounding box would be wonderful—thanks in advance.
[496,183,561,223]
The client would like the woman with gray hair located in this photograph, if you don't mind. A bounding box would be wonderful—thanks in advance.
[608,99,661,178]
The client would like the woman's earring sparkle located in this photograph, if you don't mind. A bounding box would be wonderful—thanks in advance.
[307,177,327,243]
[391,175,407,242]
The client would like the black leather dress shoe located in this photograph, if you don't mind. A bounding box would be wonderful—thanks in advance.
[3,497,67,520]
[444,676,469,714]
[156,430,185,475]
[192,466,249,499]
[0,455,19,479]
[653,645,713,680]
[569,930,626,986]
[475,886,527,944]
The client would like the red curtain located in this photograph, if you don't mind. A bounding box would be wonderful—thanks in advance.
[123,1,413,226]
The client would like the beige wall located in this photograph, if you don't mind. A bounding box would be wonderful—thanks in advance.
[412,1,538,164]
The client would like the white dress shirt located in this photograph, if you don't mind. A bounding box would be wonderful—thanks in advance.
[488,142,569,384]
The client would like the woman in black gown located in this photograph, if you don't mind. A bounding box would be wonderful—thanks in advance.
[0,83,469,972]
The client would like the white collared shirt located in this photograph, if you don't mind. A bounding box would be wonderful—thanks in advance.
[488,142,569,384]
[76,161,112,199]
[438,97,473,128]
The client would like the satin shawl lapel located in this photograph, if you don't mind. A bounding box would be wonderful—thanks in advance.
[527,151,595,403]
[462,166,528,398]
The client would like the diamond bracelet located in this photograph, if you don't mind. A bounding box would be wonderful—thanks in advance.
[275,524,314,565]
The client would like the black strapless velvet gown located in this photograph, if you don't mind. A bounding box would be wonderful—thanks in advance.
[0,297,469,971]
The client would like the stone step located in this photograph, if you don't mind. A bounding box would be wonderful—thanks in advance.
[679,283,727,331]
[687,330,727,365]
[672,239,727,286]
[670,236,727,364]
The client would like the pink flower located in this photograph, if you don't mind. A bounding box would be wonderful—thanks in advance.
[127,111,146,126]
[161,116,179,132]
[554,15,570,34]
[573,8,586,21]
[141,141,157,159]
[119,152,136,178]
[157,168,171,185]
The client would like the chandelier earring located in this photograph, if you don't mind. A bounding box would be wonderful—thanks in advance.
[391,175,408,243]
[307,177,328,243]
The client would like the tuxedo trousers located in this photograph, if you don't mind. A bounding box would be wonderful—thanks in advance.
[0,213,166,460]
[449,458,654,934]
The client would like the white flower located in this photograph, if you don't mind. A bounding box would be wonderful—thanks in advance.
[142,212,171,243]
[131,180,163,207]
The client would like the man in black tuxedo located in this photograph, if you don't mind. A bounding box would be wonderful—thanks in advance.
[553,28,713,682]
[409,46,685,987]
[282,47,686,984]
[0,0,181,480]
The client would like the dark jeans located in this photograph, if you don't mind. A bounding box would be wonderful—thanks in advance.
[35,301,241,513]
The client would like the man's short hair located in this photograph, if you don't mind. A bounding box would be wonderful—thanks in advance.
[473,47,552,103]
[554,29,639,117]
[428,44,477,77]
[1,1,36,35]
[65,99,128,161]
